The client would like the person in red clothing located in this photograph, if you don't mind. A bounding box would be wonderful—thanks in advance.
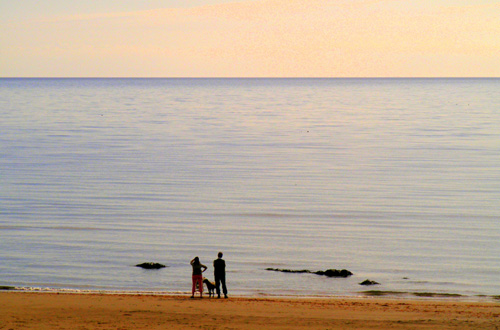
[213,252,228,298]
[190,257,207,298]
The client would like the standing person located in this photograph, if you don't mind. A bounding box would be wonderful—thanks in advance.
[213,252,228,298]
[190,257,207,298]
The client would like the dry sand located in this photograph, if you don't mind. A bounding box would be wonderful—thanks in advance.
[1,292,499,329]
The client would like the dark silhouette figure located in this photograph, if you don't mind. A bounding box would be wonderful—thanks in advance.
[190,256,207,298]
[213,252,228,298]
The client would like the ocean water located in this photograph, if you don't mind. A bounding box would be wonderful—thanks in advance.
[1,78,499,299]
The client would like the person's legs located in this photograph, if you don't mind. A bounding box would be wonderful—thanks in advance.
[220,274,228,297]
[197,276,203,295]
[191,276,197,296]
[192,275,203,297]
[215,275,221,298]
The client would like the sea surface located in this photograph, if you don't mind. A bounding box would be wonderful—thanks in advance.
[1,78,499,300]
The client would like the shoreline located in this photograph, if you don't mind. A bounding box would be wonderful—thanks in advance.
[1,285,499,303]
[1,291,498,330]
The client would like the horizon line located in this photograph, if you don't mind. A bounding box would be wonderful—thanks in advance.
[2,77,500,79]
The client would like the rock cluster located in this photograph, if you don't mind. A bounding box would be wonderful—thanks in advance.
[136,262,166,269]
[266,268,353,278]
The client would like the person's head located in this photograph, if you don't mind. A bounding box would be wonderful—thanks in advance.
[218,252,223,258]
[193,256,200,264]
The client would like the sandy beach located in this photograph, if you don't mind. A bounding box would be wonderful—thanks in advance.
[1,292,498,330]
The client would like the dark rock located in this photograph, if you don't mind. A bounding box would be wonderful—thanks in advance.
[339,269,353,277]
[327,269,353,277]
[136,262,166,269]
[0,286,16,290]
[266,268,352,277]
[315,269,353,277]
[266,268,312,274]
[359,279,380,286]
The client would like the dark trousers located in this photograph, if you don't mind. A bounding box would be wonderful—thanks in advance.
[215,274,227,296]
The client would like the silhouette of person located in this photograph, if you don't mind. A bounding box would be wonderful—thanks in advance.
[213,252,228,298]
[190,256,207,298]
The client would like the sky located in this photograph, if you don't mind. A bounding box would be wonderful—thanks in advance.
[1,0,499,77]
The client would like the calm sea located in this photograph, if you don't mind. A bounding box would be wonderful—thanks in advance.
[1,78,499,300]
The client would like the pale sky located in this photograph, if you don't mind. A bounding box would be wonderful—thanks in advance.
[1,0,499,77]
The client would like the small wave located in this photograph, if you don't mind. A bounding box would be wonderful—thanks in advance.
[11,286,95,293]
[0,225,110,231]
[3,286,190,296]
[47,226,110,231]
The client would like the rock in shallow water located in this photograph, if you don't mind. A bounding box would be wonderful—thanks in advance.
[0,286,16,290]
[316,269,353,277]
[266,268,353,277]
[136,262,166,269]
[359,279,380,286]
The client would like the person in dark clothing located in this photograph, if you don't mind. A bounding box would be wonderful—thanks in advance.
[213,252,228,298]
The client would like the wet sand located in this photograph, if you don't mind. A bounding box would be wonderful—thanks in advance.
[0,292,498,329]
